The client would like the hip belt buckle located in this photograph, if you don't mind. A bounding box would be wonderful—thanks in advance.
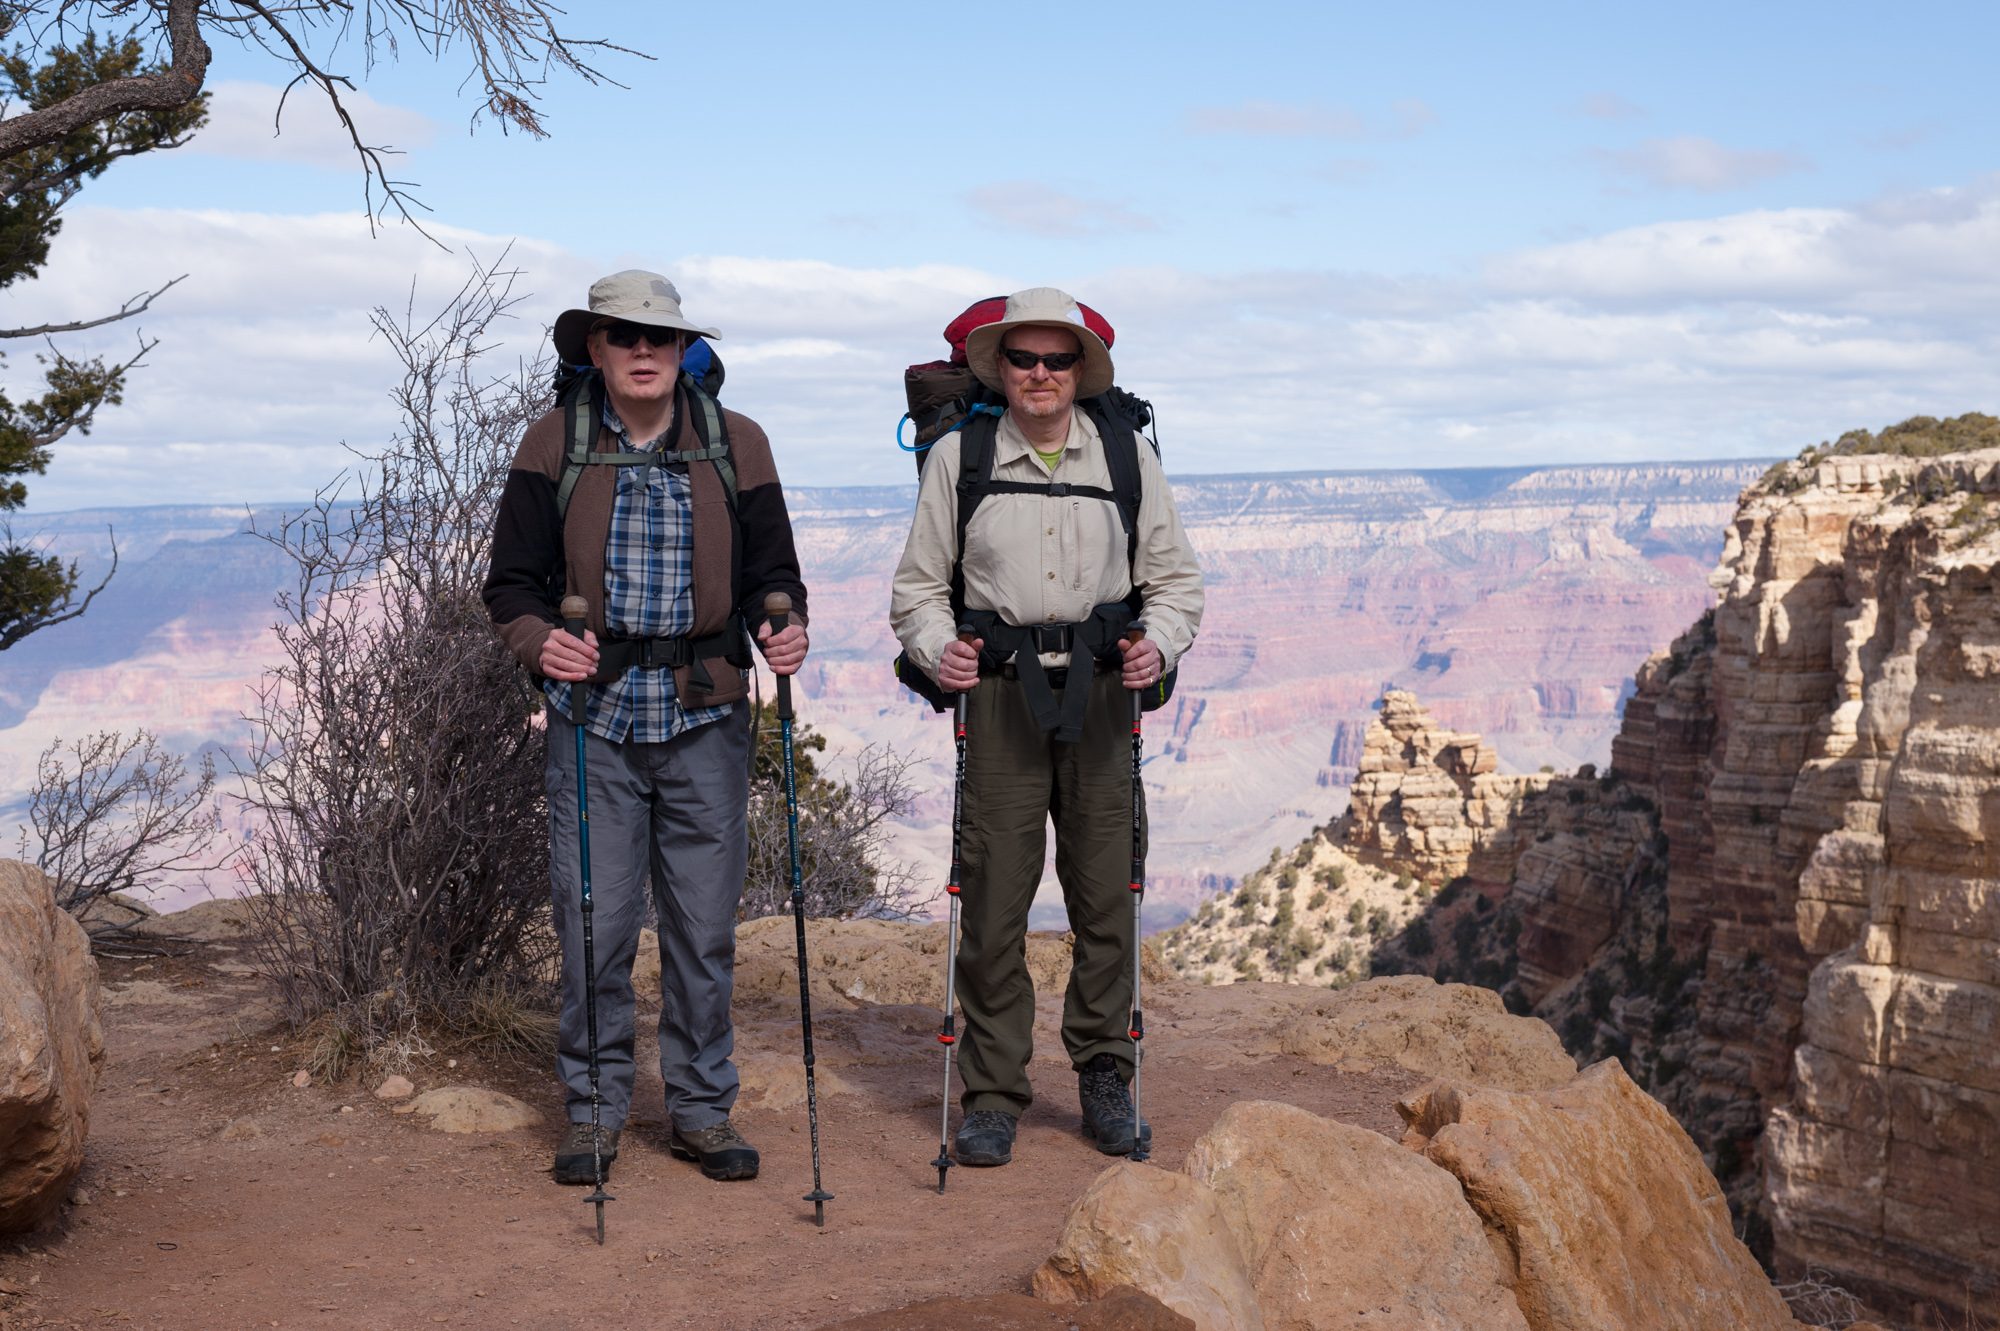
[1031,623,1073,654]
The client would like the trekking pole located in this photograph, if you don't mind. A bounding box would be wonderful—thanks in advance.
[932,627,977,1194]
[559,595,615,1244]
[765,592,834,1228]
[1125,625,1150,1165]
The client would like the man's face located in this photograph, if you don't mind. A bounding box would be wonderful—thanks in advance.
[589,320,683,408]
[998,326,1083,425]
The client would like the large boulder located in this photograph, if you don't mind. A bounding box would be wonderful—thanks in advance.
[1401,1058,1799,1331]
[1184,1101,1530,1331]
[1268,974,1577,1090]
[1036,1101,1528,1331]
[1034,1165,1265,1331]
[0,861,105,1232]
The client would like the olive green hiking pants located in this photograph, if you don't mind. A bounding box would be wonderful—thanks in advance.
[956,666,1146,1118]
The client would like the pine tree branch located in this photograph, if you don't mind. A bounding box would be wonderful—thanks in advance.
[0,0,210,162]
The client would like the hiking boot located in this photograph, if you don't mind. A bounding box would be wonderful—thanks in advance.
[952,1109,1017,1167]
[1078,1053,1151,1156]
[669,1118,760,1181]
[552,1122,619,1185]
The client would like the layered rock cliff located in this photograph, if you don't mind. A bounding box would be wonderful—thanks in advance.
[1173,417,2000,1324]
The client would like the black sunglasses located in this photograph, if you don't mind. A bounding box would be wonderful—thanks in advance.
[1000,348,1083,372]
[598,320,681,351]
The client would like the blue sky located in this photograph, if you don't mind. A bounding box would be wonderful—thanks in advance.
[10,1,2000,508]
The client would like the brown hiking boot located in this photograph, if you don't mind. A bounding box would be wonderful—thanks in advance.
[669,1118,759,1181]
[552,1121,619,1185]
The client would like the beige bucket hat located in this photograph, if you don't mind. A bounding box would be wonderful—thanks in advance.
[553,270,721,366]
[964,287,1115,399]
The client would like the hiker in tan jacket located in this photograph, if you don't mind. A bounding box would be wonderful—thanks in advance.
[890,287,1204,1167]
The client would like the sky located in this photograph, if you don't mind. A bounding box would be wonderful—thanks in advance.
[8,0,2000,512]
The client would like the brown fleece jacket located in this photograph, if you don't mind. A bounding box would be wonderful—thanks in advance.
[482,382,807,710]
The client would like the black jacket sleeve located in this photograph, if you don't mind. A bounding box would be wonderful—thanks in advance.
[483,468,564,670]
[735,476,808,629]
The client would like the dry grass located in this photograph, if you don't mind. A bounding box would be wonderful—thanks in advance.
[295,979,555,1083]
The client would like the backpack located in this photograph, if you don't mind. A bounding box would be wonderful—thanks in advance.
[892,299,1177,726]
[551,340,736,521]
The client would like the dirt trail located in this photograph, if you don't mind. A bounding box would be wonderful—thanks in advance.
[0,920,1423,1330]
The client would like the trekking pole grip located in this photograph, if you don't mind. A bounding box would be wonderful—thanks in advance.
[560,595,587,639]
[764,591,794,719]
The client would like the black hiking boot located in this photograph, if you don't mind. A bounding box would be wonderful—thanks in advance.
[952,1109,1017,1167]
[669,1118,760,1181]
[1078,1053,1151,1156]
[552,1122,619,1185]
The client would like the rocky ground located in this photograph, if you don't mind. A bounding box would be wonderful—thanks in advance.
[0,903,1456,1331]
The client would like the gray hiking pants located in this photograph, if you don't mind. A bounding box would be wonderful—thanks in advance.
[546,706,750,1133]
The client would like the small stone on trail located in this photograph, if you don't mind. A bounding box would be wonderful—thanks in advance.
[339,1105,354,1114]
[406,1086,540,1134]
[290,1070,311,1088]
[374,1075,415,1101]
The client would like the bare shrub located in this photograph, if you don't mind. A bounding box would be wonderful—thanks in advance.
[743,701,923,921]
[238,260,554,1067]
[20,728,225,949]
[1775,1270,1870,1329]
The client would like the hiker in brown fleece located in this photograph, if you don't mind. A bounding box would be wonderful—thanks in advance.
[484,270,807,1187]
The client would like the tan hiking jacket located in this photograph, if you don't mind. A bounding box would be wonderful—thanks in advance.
[890,406,1204,681]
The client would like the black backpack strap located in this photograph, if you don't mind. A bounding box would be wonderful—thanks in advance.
[949,411,1004,613]
[1087,397,1145,568]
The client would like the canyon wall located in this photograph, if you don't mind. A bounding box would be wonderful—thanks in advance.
[1338,443,2000,1323]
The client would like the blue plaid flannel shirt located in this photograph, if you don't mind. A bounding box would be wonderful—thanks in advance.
[543,399,737,743]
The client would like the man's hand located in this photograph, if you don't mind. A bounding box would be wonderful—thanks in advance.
[938,636,984,692]
[758,619,809,675]
[541,625,599,682]
[1119,634,1164,690]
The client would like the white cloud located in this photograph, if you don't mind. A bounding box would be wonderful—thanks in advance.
[1186,98,1436,141]
[1190,99,1367,139]
[186,81,438,169]
[1387,99,1438,140]
[1575,92,1646,121]
[1487,180,2000,315]
[963,182,1157,237]
[1595,135,1810,192]
[1314,158,1380,186]
[8,182,1998,512]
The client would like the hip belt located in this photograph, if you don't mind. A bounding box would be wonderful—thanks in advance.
[969,602,1135,743]
[592,625,747,691]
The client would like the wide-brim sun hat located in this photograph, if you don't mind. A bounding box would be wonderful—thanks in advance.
[553,269,721,367]
[964,287,1116,399]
